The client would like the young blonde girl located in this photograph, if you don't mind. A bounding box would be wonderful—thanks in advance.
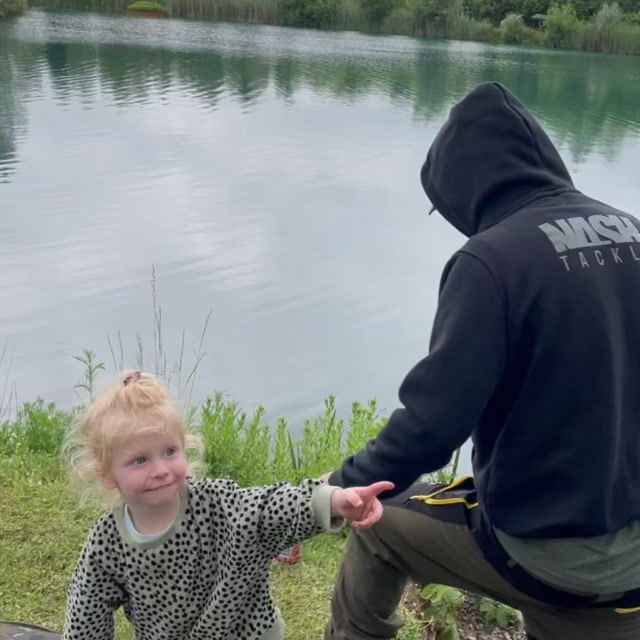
[61,371,392,640]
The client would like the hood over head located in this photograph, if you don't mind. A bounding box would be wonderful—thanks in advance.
[421,82,574,237]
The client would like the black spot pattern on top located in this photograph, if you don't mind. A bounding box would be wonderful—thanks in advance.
[62,478,324,640]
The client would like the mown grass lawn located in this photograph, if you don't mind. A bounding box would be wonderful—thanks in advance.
[0,455,424,639]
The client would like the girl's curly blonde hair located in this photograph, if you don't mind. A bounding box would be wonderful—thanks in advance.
[61,370,203,507]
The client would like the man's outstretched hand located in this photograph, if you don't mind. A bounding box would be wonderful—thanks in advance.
[330,481,394,529]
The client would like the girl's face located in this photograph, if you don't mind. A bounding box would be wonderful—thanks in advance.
[101,429,187,512]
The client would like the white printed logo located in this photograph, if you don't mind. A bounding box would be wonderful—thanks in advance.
[539,214,640,271]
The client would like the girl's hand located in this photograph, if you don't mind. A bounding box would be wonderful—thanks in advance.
[330,481,394,529]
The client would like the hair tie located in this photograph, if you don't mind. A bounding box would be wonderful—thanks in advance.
[123,371,142,387]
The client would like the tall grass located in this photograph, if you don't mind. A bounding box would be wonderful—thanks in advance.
[199,393,389,485]
[576,2,640,53]
[0,399,74,457]
[0,389,450,487]
[542,2,640,53]
[102,265,212,405]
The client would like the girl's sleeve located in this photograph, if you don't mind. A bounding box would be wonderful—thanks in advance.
[62,525,126,640]
[212,478,339,557]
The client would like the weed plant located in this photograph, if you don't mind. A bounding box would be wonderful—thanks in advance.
[0,399,73,457]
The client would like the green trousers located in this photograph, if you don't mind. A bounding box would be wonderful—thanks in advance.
[324,501,640,640]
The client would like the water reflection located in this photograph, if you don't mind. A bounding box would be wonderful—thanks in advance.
[0,29,37,182]
[2,10,640,182]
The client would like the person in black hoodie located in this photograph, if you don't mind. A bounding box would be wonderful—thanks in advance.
[323,82,640,640]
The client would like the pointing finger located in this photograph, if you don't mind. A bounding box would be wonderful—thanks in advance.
[363,481,394,498]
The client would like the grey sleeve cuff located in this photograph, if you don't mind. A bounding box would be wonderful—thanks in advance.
[311,483,344,533]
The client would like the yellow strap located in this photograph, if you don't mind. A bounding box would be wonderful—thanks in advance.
[615,607,640,614]
[410,476,479,509]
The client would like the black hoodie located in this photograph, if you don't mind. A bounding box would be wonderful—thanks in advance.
[330,82,640,538]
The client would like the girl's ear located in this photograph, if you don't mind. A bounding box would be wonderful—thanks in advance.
[97,467,117,490]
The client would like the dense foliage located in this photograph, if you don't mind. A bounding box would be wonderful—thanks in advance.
[0,0,27,18]
[464,0,640,21]
[126,1,168,12]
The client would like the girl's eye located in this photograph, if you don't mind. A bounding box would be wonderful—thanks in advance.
[164,447,177,457]
[131,456,147,466]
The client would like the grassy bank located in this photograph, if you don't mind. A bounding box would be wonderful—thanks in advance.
[0,392,522,638]
[26,0,640,55]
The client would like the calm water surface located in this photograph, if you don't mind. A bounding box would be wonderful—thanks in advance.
[2,12,640,437]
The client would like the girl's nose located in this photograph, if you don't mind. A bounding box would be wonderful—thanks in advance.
[151,460,170,477]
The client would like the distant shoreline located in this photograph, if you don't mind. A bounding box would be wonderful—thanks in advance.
[24,1,640,56]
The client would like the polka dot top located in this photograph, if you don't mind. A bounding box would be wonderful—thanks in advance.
[62,478,338,640]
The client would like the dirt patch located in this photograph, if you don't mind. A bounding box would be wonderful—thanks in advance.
[403,584,527,640]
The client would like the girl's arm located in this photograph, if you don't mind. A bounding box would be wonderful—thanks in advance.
[62,524,125,640]
[213,478,391,558]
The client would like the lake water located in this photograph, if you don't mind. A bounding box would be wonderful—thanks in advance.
[2,11,640,441]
